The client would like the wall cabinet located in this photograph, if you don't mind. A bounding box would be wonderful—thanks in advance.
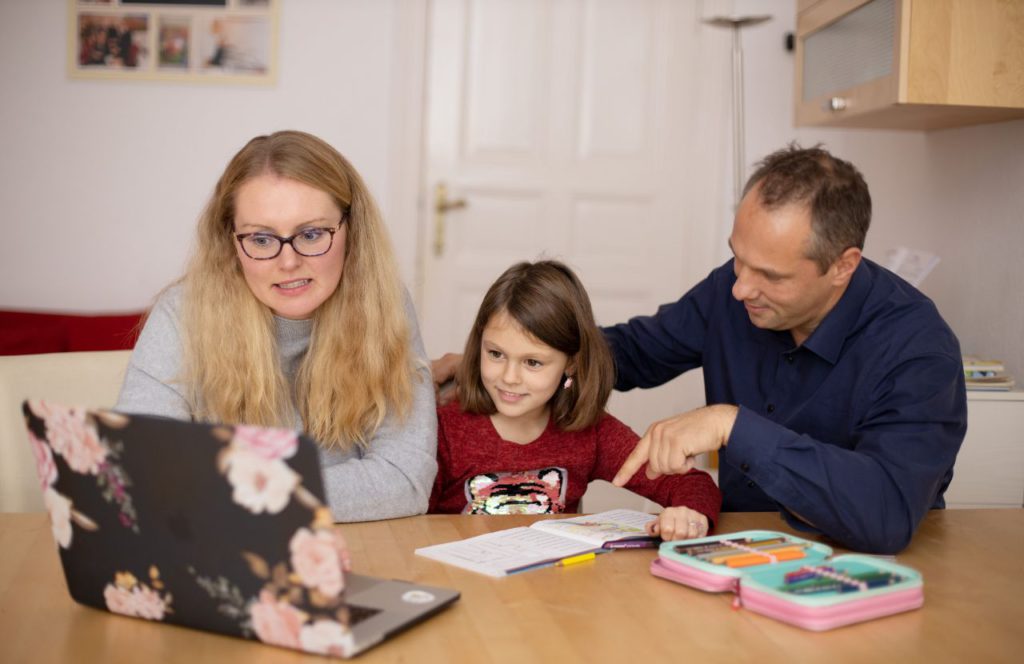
[795,0,1024,130]
[944,390,1024,509]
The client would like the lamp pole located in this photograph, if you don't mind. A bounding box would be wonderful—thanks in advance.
[703,15,772,207]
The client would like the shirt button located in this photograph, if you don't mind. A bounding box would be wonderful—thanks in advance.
[740,462,750,472]
[747,481,756,488]
[766,403,775,414]
[786,355,794,363]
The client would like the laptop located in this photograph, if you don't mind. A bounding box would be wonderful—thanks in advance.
[21,400,459,658]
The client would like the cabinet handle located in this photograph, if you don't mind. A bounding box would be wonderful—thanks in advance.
[824,97,848,112]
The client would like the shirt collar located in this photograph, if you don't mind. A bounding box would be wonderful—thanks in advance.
[800,259,873,365]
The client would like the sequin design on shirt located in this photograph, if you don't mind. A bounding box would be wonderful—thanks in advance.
[463,467,568,515]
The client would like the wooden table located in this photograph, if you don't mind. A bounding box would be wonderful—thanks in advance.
[2,509,1022,663]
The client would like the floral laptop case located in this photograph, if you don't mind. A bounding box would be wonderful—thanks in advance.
[22,400,459,658]
[650,530,923,631]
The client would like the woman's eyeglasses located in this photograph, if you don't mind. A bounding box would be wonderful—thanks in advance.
[234,219,344,260]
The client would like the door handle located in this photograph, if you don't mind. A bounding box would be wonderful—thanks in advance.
[433,182,467,256]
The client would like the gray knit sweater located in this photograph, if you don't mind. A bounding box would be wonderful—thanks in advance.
[115,284,438,522]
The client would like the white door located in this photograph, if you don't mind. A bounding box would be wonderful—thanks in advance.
[418,0,731,509]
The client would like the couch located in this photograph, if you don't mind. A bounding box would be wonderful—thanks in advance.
[0,350,131,512]
[0,310,143,356]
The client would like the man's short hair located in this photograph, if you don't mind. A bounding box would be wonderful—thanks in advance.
[743,144,871,273]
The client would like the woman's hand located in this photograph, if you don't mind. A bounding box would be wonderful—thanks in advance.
[645,506,709,541]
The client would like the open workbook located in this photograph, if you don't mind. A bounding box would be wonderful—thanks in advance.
[415,509,658,578]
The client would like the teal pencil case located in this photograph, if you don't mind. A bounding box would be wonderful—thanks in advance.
[650,530,924,631]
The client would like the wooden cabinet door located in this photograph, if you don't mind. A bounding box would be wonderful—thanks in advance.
[795,0,904,127]
[794,0,1024,130]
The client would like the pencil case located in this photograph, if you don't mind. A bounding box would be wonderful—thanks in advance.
[650,530,923,631]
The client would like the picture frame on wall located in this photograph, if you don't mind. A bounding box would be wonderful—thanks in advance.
[69,0,278,84]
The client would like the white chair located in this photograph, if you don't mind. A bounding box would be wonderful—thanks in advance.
[0,350,131,512]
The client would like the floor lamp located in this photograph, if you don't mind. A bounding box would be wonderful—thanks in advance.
[699,14,771,471]
[704,14,772,207]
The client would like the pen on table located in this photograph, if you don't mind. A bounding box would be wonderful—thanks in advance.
[556,552,596,567]
[508,550,605,575]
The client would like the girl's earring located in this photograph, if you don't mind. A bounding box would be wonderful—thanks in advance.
[563,375,573,389]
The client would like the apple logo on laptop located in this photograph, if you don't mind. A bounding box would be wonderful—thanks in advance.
[401,590,435,604]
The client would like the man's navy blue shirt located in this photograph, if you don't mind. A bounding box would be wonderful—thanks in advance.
[604,258,967,553]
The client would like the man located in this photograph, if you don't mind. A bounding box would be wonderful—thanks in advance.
[606,144,966,554]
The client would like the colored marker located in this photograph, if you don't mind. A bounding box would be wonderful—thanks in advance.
[706,543,808,564]
[723,547,807,568]
[676,537,788,557]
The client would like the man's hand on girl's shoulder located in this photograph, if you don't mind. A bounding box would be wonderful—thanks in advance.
[430,353,463,405]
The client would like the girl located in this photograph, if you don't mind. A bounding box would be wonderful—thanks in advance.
[429,261,720,540]
[117,130,436,522]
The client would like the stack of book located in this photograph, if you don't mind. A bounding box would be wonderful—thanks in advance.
[962,355,1015,391]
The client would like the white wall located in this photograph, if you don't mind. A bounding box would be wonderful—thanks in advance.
[2,0,1021,379]
[0,0,416,312]
[920,122,1024,379]
[734,0,1024,378]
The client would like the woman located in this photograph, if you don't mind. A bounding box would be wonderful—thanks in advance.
[117,130,436,521]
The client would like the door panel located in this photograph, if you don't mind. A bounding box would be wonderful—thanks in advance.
[421,0,730,510]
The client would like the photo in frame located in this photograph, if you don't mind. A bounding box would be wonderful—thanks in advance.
[68,0,277,84]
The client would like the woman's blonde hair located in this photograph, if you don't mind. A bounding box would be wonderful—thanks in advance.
[181,130,413,450]
[457,260,615,431]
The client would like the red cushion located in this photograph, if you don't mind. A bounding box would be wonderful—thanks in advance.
[0,311,144,356]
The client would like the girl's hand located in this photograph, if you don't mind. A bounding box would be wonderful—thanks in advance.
[645,506,709,541]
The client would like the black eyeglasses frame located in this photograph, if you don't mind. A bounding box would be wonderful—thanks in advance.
[234,218,346,261]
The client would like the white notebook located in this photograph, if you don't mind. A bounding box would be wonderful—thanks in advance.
[415,509,657,577]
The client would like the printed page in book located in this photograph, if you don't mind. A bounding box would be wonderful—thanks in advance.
[531,509,657,546]
[414,527,600,578]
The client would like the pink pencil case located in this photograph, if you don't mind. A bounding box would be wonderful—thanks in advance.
[650,530,923,631]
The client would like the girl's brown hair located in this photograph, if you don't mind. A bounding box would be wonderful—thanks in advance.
[457,260,615,431]
[181,130,414,450]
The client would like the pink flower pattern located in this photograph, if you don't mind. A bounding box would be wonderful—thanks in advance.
[103,576,170,621]
[221,426,302,515]
[25,405,356,656]
[27,400,138,533]
[198,520,354,655]
[36,403,108,475]
[289,528,347,598]
[231,426,298,461]
[250,590,305,649]
[225,450,300,515]
[299,619,356,657]
[43,487,73,549]
[29,430,58,489]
